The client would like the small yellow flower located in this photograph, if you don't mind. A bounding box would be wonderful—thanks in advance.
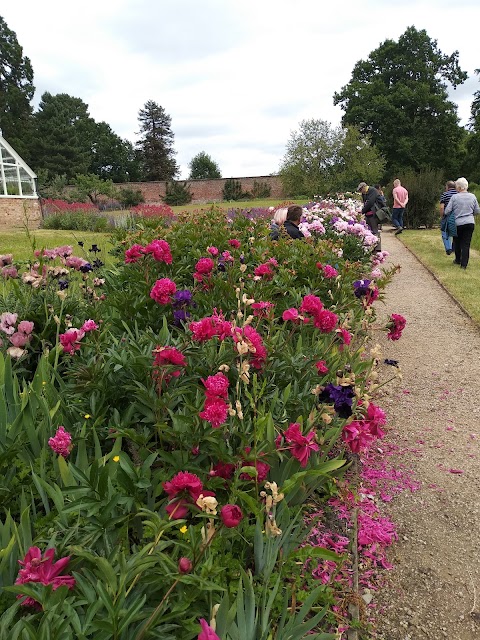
[84,414,91,419]
[42,381,47,386]
[179,525,188,534]
[113,455,120,462]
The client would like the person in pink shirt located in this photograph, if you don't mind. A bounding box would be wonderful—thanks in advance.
[392,179,409,235]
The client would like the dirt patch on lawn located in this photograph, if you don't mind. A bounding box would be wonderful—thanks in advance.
[370,230,480,639]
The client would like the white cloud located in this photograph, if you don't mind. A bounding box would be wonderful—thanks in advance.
[2,0,480,178]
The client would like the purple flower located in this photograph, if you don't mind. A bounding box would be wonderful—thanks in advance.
[79,263,93,273]
[353,279,372,298]
[318,383,355,418]
[173,289,194,307]
[173,309,191,325]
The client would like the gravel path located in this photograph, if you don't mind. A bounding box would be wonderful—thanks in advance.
[372,230,480,640]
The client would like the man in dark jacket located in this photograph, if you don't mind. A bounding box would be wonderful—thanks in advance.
[357,182,382,248]
[271,205,304,240]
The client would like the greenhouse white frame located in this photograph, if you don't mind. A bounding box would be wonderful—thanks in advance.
[0,133,37,198]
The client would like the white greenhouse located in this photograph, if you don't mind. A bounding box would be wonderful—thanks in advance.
[0,133,37,198]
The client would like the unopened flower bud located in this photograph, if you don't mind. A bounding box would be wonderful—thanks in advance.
[178,557,193,574]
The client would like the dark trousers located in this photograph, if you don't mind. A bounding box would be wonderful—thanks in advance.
[454,223,474,267]
[365,214,381,251]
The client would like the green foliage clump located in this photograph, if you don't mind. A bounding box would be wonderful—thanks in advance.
[42,211,111,232]
[223,178,243,201]
[163,180,193,205]
[400,168,445,228]
[118,186,145,208]
[252,180,272,199]
[188,151,221,179]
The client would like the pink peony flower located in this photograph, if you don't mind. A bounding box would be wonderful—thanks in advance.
[48,426,73,457]
[220,504,243,528]
[198,619,221,640]
[190,314,232,342]
[322,265,338,278]
[144,239,172,264]
[9,332,30,348]
[284,422,319,467]
[209,461,236,480]
[1,265,18,279]
[199,398,229,428]
[164,471,203,500]
[254,263,273,279]
[17,320,34,335]
[282,308,300,322]
[228,239,241,248]
[251,301,275,318]
[153,346,187,377]
[240,459,270,482]
[207,246,219,256]
[202,372,230,399]
[0,312,17,335]
[300,294,323,317]
[65,256,88,270]
[81,319,98,332]
[242,325,267,369]
[16,547,75,608]
[315,360,329,374]
[314,309,338,333]
[59,328,85,354]
[125,244,145,263]
[337,327,352,346]
[195,257,215,274]
[387,314,406,341]
[150,278,176,305]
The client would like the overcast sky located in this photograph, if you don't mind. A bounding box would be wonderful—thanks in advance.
[2,0,480,179]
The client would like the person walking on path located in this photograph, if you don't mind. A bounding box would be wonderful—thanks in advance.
[439,180,457,255]
[357,181,382,249]
[391,179,408,235]
[444,176,480,269]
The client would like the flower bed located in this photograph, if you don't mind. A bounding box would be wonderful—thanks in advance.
[0,200,405,638]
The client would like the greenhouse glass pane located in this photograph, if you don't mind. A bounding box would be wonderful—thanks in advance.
[1,146,16,164]
[3,166,20,195]
[19,168,34,195]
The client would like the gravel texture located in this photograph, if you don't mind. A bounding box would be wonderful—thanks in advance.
[371,230,480,639]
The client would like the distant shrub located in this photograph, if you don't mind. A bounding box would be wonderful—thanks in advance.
[400,168,444,229]
[252,180,272,198]
[42,198,96,214]
[118,187,145,208]
[222,178,243,201]
[42,211,110,232]
[163,181,193,206]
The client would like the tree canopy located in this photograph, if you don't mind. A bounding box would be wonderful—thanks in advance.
[188,151,221,179]
[0,16,34,159]
[333,26,467,177]
[279,119,385,197]
[136,100,179,181]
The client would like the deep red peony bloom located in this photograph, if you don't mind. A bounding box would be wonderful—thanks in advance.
[195,257,215,274]
[178,557,193,573]
[315,360,329,374]
[199,398,229,428]
[202,372,230,399]
[228,239,241,248]
[284,422,319,467]
[125,244,145,263]
[220,504,243,528]
[16,547,75,608]
[314,309,338,333]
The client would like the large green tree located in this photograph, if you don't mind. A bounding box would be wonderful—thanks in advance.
[0,16,34,159]
[279,119,385,197]
[136,100,179,181]
[31,92,96,180]
[463,69,480,183]
[188,151,221,179]
[333,26,467,177]
[90,122,142,182]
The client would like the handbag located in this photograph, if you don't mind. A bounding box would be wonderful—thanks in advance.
[375,206,391,222]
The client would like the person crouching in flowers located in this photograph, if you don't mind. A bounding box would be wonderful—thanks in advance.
[269,207,287,239]
[270,205,304,240]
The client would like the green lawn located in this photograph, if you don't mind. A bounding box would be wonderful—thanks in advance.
[400,228,480,324]
[0,229,113,262]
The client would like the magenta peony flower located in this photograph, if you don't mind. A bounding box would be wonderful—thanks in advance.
[207,246,219,256]
[16,547,75,608]
[240,459,270,482]
[242,325,267,369]
[315,360,329,374]
[150,278,176,305]
[153,346,187,378]
[59,328,85,354]
[228,239,241,248]
[195,257,215,274]
[251,301,275,318]
[125,244,145,263]
[81,319,99,332]
[48,426,73,457]
[220,504,243,528]
[337,327,352,345]
[164,471,203,500]
[314,309,338,333]
[199,398,229,428]
[322,264,338,278]
[284,422,319,467]
[144,239,172,264]
[190,314,232,342]
[254,263,273,279]
[300,294,323,317]
[209,461,235,480]
[202,372,230,399]
[387,314,406,341]
[198,619,221,640]
[282,307,299,322]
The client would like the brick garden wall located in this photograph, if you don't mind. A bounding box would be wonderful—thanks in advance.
[0,198,42,229]
[120,175,284,204]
